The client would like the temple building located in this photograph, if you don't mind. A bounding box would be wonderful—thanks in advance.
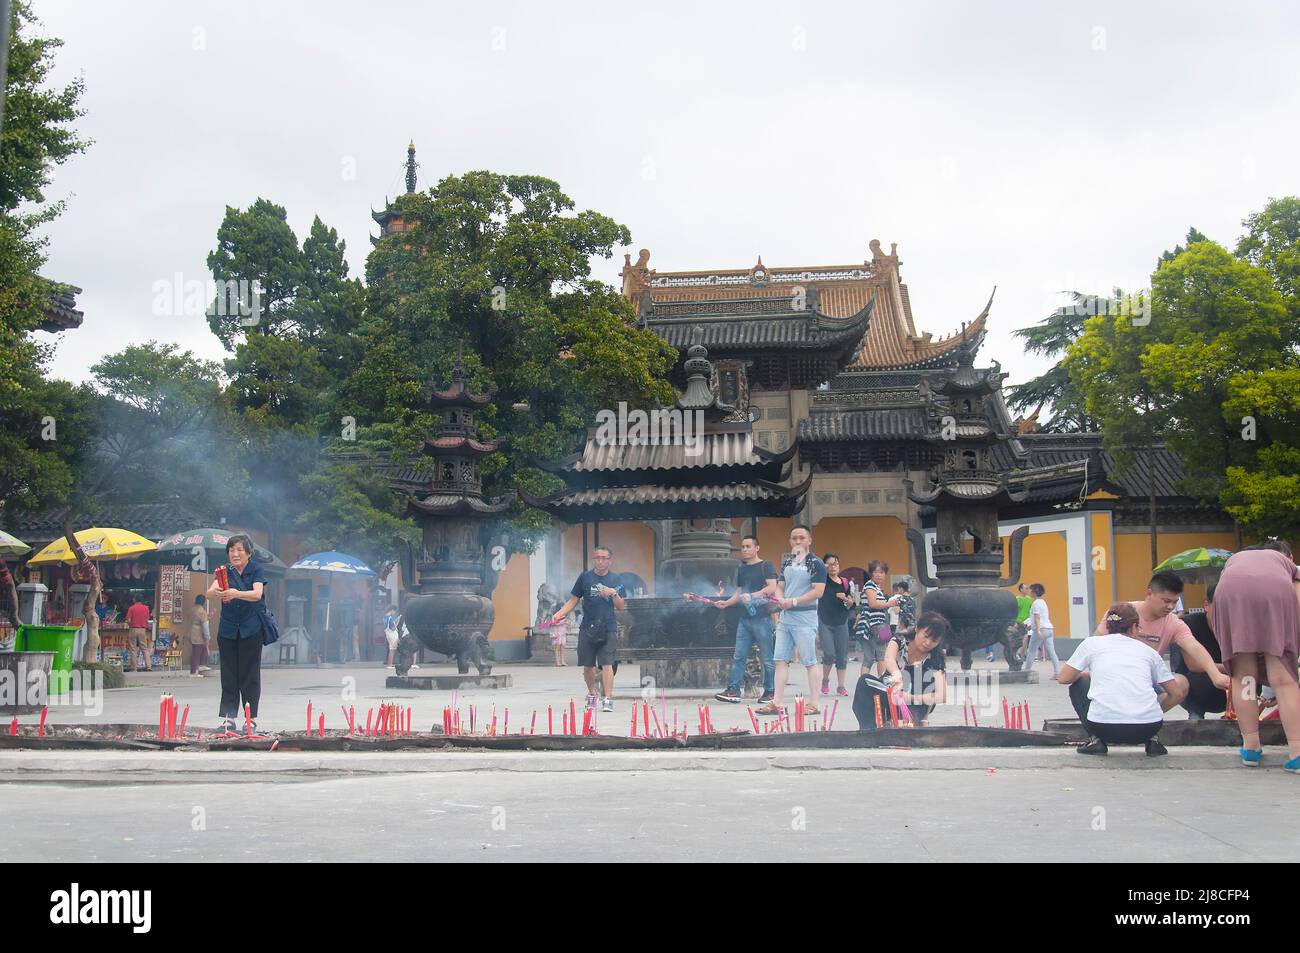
[467,240,1238,658]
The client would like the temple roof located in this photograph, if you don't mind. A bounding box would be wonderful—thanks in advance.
[1004,434,1193,502]
[518,474,812,521]
[798,408,928,442]
[622,241,989,371]
[38,282,83,332]
[639,293,873,354]
[536,425,797,488]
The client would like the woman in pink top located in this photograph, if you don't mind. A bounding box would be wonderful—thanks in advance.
[1213,540,1300,772]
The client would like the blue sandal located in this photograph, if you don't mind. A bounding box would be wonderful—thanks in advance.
[1284,756,1300,774]
[1240,747,1263,766]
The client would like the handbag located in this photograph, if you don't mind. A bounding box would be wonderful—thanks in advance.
[852,673,900,730]
[259,601,280,646]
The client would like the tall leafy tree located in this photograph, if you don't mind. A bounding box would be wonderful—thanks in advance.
[205,198,305,348]
[341,171,678,554]
[1004,293,1098,433]
[0,0,88,520]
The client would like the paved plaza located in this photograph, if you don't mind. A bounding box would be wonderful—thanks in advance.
[2,659,1294,862]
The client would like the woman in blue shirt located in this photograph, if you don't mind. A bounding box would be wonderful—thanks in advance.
[206,534,269,734]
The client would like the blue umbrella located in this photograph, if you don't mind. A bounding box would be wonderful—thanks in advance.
[289,551,377,576]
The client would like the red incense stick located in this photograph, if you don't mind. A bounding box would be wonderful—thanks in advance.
[307,701,313,736]
[39,706,48,737]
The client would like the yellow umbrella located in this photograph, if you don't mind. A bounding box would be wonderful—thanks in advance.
[26,527,158,566]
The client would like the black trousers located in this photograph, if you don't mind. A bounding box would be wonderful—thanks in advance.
[218,635,262,720]
[1181,670,1228,715]
[1085,720,1163,744]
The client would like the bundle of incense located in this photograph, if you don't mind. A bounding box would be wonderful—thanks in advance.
[244,703,252,737]
[749,707,760,734]
[548,706,553,735]
[888,693,899,726]
[503,709,508,736]
[168,697,178,739]
[896,693,913,725]
[533,617,565,629]
[682,592,720,604]
[213,565,228,590]
[1002,697,1011,729]
[705,705,713,734]
[307,701,313,736]
[570,700,577,737]
[8,718,17,736]
[794,698,803,733]
[970,700,979,728]
[651,706,662,738]
[1024,702,1031,731]
[582,707,592,736]
[530,711,537,735]
[318,713,325,736]
[563,710,569,736]
[158,694,167,739]
[630,706,637,737]
[873,694,884,729]
[829,699,839,731]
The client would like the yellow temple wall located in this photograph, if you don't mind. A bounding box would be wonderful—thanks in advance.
[488,552,530,641]
[1001,529,1071,635]
[1113,529,1237,607]
[594,522,656,593]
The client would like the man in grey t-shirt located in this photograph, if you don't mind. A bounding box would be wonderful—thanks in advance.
[757,525,827,716]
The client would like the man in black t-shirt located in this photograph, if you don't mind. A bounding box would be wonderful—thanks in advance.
[551,546,627,714]
[713,534,779,704]
[1177,585,1228,718]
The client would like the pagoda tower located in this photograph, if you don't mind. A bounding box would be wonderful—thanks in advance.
[903,340,1031,667]
[389,356,511,675]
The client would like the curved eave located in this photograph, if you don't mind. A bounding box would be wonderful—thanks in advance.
[406,495,512,516]
[422,436,499,456]
[519,473,812,521]
[906,482,1029,506]
[429,386,494,407]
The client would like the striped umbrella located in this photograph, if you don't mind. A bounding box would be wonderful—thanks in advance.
[0,530,31,558]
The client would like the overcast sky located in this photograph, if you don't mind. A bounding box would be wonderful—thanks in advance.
[32,0,1300,394]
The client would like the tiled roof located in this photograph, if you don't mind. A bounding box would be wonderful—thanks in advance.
[407,494,511,515]
[519,476,812,520]
[798,409,928,441]
[625,244,990,370]
[5,502,217,547]
[539,428,795,480]
[642,296,871,353]
[1011,434,1193,501]
[38,281,84,332]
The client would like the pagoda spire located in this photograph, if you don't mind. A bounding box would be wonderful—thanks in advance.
[405,140,418,194]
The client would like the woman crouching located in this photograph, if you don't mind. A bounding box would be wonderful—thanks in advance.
[1059,602,1177,757]
[881,612,950,725]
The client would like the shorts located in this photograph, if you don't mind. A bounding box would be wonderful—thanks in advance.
[819,621,850,668]
[385,629,399,650]
[577,620,617,668]
[857,631,889,670]
[775,617,818,664]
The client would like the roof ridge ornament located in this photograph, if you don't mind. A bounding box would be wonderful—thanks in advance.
[749,256,770,287]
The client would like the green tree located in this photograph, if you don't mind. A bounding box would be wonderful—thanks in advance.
[205,198,306,348]
[341,171,678,553]
[77,342,247,516]
[0,0,88,520]
[1237,197,1300,306]
[1004,293,1098,432]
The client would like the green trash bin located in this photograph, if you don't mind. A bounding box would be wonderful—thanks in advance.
[16,624,81,695]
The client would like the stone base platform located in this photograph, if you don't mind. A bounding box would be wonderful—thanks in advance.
[619,648,730,689]
[1043,717,1285,746]
[386,673,512,691]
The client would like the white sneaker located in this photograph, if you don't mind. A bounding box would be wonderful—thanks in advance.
[409,664,421,671]
[602,697,614,713]
[198,666,211,673]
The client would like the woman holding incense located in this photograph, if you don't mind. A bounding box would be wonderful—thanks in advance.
[1212,540,1300,772]
[1059,602,1176,757]
[819,554,854,697]
[206,534,268,735]
[881,612,950,725]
